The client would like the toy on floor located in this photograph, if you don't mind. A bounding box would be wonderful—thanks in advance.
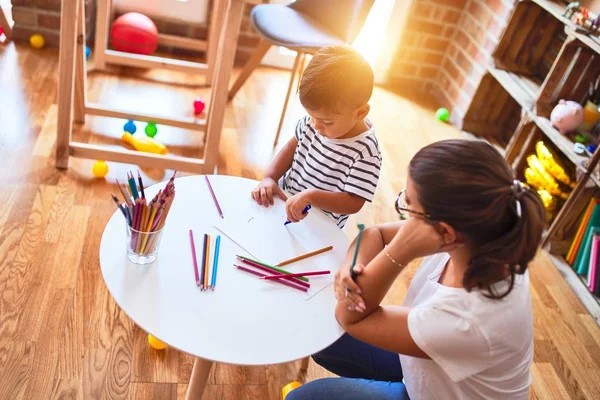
[148,334,167,350]
[122,132,167,155]
[92,160,109,178]
[550,100,583,134]
[85,45,91,60]
[124,120,137,134]
[435,107,450,122]
[29,34,45,49]
[281,381,302,399]
[193,97,206,115]
[110,12,158,55]
[145,122,158,138]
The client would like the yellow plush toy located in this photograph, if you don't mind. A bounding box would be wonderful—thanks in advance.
[535,141,574,188]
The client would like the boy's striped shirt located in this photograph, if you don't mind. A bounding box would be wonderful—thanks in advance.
[281,115,382,228]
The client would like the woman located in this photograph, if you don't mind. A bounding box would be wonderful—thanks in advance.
[288,139,546,399]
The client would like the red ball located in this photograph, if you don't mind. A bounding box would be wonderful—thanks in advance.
[110,12,158,56]
[193,98,206,115]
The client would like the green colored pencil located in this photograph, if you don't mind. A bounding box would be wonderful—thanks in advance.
[235,255,309,282]
[350,223,365,280]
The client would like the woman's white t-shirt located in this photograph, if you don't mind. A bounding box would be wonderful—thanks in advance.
[400,253,533,399]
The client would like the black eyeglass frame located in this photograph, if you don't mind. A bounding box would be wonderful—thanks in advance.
[395,189,432,220]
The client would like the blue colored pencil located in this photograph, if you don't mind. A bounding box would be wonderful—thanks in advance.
[211,235,221,290]
[284,205,312,225]
[128,172,139,200]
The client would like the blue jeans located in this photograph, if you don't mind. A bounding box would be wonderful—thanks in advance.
[286,333,410,400]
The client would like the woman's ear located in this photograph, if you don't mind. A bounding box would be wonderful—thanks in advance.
[435,222,458,245]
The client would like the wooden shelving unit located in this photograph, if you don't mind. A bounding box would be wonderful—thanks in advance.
[462,0,600,320]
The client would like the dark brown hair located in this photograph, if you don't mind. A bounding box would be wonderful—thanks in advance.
[299,45,374,113]
[409,139,546,298]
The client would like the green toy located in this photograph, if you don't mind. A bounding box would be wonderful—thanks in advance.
[145,122,158,138]
[436,107,450,122]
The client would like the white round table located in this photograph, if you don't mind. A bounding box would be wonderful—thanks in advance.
[99,175,348,399]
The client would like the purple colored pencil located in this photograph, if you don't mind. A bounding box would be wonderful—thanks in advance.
[236,257,310,288]
[205,175,224,218]
[234,264,308,292]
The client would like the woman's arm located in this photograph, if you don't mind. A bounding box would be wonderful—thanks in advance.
[335,219,448,358]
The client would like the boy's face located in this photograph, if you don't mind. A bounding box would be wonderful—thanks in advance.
[305,106,367,140]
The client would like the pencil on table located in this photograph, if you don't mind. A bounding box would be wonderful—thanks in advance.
[189,230,200,287]
[276,246,334,267]
[205,175,224,218]
[236,256,309,282]
[260,270,330,280]
[236,257,310,288]
[204,235,211,289]
[200,234,208,290]
[234,264,308,292]
[211,235,221,290]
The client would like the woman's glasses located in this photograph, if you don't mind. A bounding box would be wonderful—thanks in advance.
[395,189,431,220]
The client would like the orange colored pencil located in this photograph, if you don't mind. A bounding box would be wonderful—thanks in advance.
[276,246,333,267]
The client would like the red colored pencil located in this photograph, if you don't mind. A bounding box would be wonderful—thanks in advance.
[189,229,200,286]
[205,175,224,218]
[234,264,308,292]
[260,270,330,280]
[236,257,310,288]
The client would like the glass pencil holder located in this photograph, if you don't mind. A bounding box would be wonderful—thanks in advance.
[126,225,165,265]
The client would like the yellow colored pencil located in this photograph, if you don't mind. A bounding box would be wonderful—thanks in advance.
[140,204,158,255]
[204,235,211,289]
[137,203,149,253]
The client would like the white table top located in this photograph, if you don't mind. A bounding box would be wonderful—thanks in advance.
[99,175,348,366]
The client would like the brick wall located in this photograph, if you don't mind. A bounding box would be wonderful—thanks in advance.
[10,0,263,64]
[387,0,516,126]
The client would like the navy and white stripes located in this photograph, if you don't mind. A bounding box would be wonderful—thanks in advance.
[281,116,382,228]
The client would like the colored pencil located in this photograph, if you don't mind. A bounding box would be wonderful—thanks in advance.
[189,230,200,286]
[276,246,333,267]
[350,223,365,280]
[200,234,208,290]
[116,180,133,206]
[234,264,308,293]
[128,172,139,200]
[261,270,330,280]
[284,205,312,225]
[204,234,211,289]
[111,194,128,219]
[137,171,146,199]
[205,175,224,218]
[236,255,309,282]
[211,235,221,290]
[236,257,310,288]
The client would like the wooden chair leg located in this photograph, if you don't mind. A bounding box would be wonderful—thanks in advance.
[228,40,271,100]
[74,0,87,124]
[0,7,12,40]
[56,0,79,169]
[203,0,246,173]
[300,356,310,371]
[296,53,307,94]
[93,0,110,70]
[274,51,303,147]
[206,0,226,85]
[185,357,214,400]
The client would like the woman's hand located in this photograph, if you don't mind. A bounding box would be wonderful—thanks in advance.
[389,217,464,262]
[334,263,366,312]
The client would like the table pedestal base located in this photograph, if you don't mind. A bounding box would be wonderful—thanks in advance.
[300,356,310,371]
[185,357,214,400]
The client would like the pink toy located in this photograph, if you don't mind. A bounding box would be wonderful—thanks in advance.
[550,100,584,134]
[193,97,205,115]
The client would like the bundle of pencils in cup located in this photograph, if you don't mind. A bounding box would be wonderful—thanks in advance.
[111,171,176,256]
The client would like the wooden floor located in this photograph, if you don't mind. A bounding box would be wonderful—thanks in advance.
[0,43,599,400]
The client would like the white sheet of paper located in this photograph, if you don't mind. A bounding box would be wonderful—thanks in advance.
[214,199,349,300]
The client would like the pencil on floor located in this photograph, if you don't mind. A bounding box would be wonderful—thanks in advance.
[211,235,221,290]
[276,246,333,267]
[234,264,308,293]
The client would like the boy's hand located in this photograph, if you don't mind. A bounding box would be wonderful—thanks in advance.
[251,178,287,207]
[285,192,311,223]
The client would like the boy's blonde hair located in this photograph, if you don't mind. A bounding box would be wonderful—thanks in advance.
[299,45,374,114]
